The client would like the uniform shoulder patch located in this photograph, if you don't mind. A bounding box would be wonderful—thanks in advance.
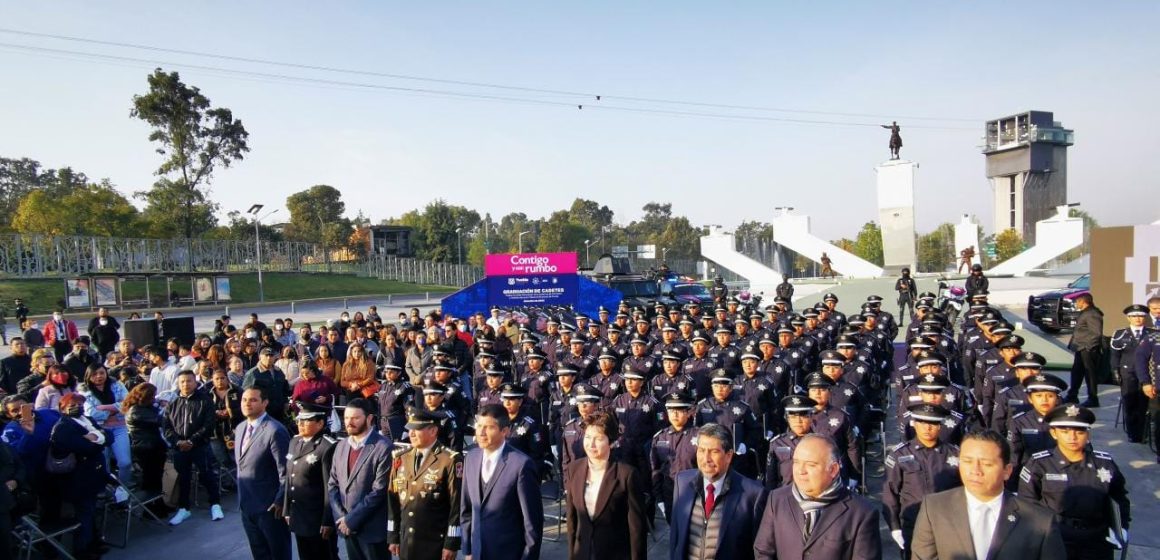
[1011,411,1028,420]
[889,441,907,452]
[1093,450,1113,460]
[1030,450,1052,460]
[392,448,408,458]
[323,435,338,444]
[1019,467,1033,484]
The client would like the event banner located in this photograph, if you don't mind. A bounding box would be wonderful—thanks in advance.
[487,274,578,307]
[485,252,578,276]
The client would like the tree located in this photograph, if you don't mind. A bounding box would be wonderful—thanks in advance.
[285,185,348,242]
[567,198,614,233]
[392,200,480,262]
[916,223,955,273]
[537,211,591,253]
[137,178,219,238]
[131,68,249,239]
[852,222,884,266]
[655,216,701,260]
[993,228,1024,264]
[11,179,142,237]
[203,210,283,242]
[0,157,92,232]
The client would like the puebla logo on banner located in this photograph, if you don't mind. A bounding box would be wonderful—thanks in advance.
[485,253,578,308]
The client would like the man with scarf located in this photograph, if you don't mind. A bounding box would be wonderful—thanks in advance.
[754,433,882,559]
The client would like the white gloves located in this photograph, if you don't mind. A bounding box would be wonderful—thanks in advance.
[891,530,905,550]
[736,443,748,455]
[1106,528,1127,549]
[766,430,774,440]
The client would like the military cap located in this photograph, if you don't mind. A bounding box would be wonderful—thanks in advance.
[559,323,576,334]
[919,328,944,340]
[679,316,696,326]
[634,316,650,325]
[661,322,678,332]
[740,346,761,361]
[915,373,950,391]
[1022,373,1067,393]
[819,350,845,366]
[915,300,934,311]
[664,392,696,409]
[556,365,579,376]
[823,292,839,302]
[801,307,820,318]
[484,368,506,377]
[500,383,526,399]
[758,332,777,346]
[866,295,884,304]
[789,314,806,326]
[607,325,623,334]
[295,400,331,420]
[597,348,619,361]
[835,334,859,348]
[570,333,588,344]
[546,317,560,326]
[710,369,734,384]
[383,363,404,371]
[732,315,748,325]
[688,300,701,308]
[978,312,1001,325]
[996,334,1025,349]
[622,369,646,380]
[860,309,879,319]
[776,323,795,334]
[615,311,630,319]
[1124,304,1149,317]
[773,295,790,305]
[916,350,946,367]
[748,310,764,320]
[907,336,933,349]
[655,302,668,311]
[476,350,496,359]
[908,403,950,424]
[519,332,540,345]
[432,346,450,357]
[405,407,441,430]
[990,324,1013,336]
[661,351,684,362]
[598,306,611,314]
[574,312,589,321]
[629,333,650,345]
[573,384,602,403]
[1046,404,1096,429]
[921,316,944,327]
[1013,351,1046,369]
[714,325,733,335]
[422,380,448,395]
[526,347,548,361]
[847,315,866,327]
[727,296,741,305]
[970,290,990,300]
[804,372,834,388]
[690,329,711,343]
[918,291,938,300]
[783,395,817,415]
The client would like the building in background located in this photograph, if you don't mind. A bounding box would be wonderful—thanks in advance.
[982,111,1074,244]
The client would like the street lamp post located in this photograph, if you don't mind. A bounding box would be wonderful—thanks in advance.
[584,239,593,266]
[662,247,669,262]
[315,215,332,273]
[518,230,531,253]
[248,204,278,303]
[456,227,463,265]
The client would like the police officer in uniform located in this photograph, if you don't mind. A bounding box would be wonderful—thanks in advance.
[804,372,863,485]
[283,401,340,560]
[498,383,547,474]
[764,394,816,489]
[387,408,463,560]
[1019,405,1130,560]
[559,384,602,478]
[694,369,759,478]
[377,364,414,441]
[883,403,963,558]
[418,380,465,451]
[1008,373,1068,472]
[648,391,699,523]
[990,351,1047,438]
[611,368,663,480]
[1110,304,1154,442]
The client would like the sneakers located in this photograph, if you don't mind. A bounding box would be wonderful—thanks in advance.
[169,508,192,526]
[210,504,225,521]
[113,487,130,504]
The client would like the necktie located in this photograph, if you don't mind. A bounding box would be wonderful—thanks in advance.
[415,452,424,472]
[57,321,65,341]
[803,508,818,539]
[704,483,715,517]
[973,505,993,560]
[240,422,252,454]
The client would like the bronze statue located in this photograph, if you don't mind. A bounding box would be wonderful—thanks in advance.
[881,121,902,160]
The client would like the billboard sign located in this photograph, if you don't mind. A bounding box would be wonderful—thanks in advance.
[485,252,578,276]
[484,252,578,309]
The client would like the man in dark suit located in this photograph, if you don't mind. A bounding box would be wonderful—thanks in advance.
[236,385,293,560]
[754,433,882,560]
[669,422,767,560]
[328,398,393,560]
[283,401,339,560]
[910,430,1066,560]
[460,404,543,560]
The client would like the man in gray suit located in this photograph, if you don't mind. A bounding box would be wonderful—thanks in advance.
[328,398,393,560]
[236,385,293,560]
[910,430,1066,560]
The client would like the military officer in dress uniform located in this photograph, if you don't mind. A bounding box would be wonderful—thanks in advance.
[387,408,463,560]
[883,403,963,558]
[764,395,816,489]
[1008,373,1067,472]
[648,391,699,523]
[1110,304,1155,442]
[1019,405,1130,560]
[284,401,340,560]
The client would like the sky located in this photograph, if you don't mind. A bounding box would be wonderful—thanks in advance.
[1,1,1158,241]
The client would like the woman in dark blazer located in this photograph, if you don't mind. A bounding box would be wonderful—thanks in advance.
[564,411,647,560]
[50,392,111,559]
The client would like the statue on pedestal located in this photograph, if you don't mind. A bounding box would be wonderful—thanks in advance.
[881,121,902,160]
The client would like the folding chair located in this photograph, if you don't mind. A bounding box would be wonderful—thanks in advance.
[13,515,80,560]
[101,482,172,548]
[540,450,566,542]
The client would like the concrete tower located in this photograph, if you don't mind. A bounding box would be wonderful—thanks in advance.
[982,111,1074,245]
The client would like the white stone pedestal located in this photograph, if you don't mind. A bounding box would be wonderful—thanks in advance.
[875,160,918,275]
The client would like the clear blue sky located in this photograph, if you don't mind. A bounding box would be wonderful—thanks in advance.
[1,1,1157,240]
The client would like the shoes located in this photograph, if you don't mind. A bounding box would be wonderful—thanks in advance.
[169,508,191,526]
[114,487,130,504]
[211,504,225,521]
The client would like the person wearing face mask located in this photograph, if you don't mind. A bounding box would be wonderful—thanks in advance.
[335,312,352,336]
[87,308,121,357]
[43,308,79,363]
[35,364,77,411]
[50,392,111,559]
[22,317,46,351]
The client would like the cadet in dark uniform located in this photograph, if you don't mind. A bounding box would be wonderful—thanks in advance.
[1008,373,1067,472]
[681,329,719,398]
[1110,304,1154,442]
[896,373,967,445]
[990,351,1046,438]
[590,347,625,407]
[475,368,506,410]
[695,369,759,478]
[387,408,463,560]
[804,372,863,485]
[377,364,414,441]
[498,383,547,475]
[418,380,465,451]
[611,368,663,481]
[651,351,697,401]
[1019,405,1130,560]
[764,395,816,490]
[648,391,699,523]
[283,401,339,560]
[559,383,602,478]
[883,403,962,558]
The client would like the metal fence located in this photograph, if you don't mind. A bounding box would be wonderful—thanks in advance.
[0,233,328,277]
[362,253,483,287]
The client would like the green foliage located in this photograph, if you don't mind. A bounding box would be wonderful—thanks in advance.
[537,210,592,253]
[852,222,884,266]
[993,228,1024,263]
[393,200,480,262]
[0,157,93,232]
[131,68,249,239]
[916,223,955,273]
[10,176,142,237]
[567,198,613,233]
[203,210,284,242]
[285,185,348,242]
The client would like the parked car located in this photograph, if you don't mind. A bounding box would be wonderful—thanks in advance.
[1027,274,1089,333]
[600,275,679,313]
[670,282,715,306]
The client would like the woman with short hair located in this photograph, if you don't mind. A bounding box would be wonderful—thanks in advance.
[564,410,647,560]
[79,363,132,495]
[124,383,169,516]
[50,392,110,559]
